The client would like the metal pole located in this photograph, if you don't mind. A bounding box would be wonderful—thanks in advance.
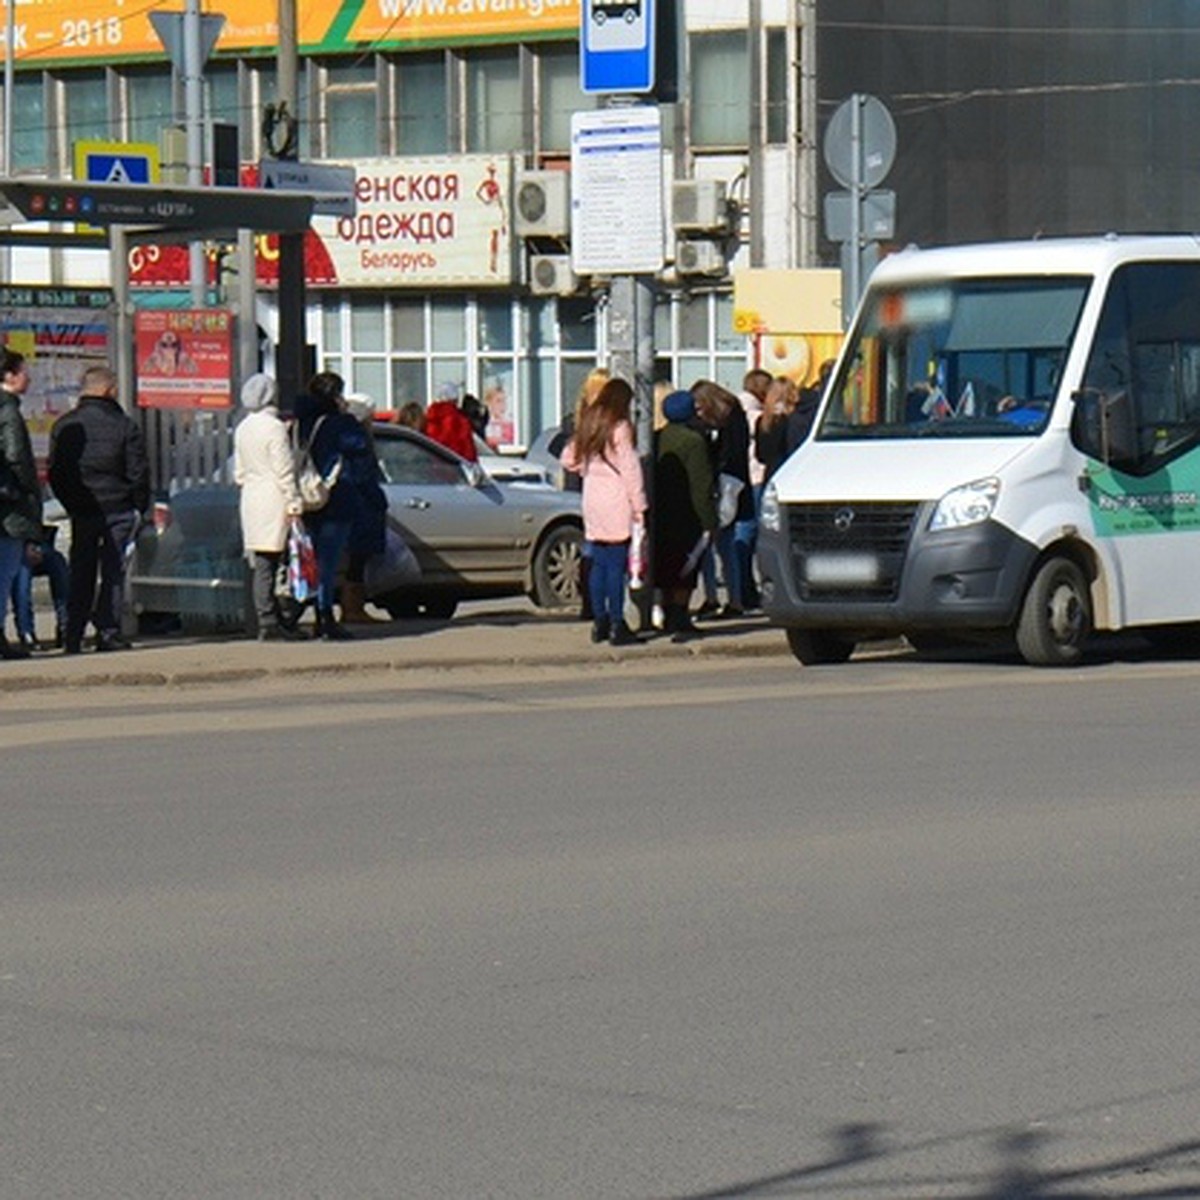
[276,0,306,409]
[748,0,765,267]
[849,92,863,313]
[184,0,205,306]
[3,0,13,176]
[796,0,818,268]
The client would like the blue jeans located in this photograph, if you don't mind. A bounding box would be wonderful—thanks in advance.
[0,536,23,636]
[11,545,69,638]
[716,518,758,609]
[589,540,629,626]
[311,517,352,614]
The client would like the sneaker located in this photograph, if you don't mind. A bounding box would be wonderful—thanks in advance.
[695,599,720,620]
[0,637,31,660]
[719,605,744,620]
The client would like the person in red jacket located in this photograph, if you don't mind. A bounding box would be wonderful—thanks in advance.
[422,384,477,461]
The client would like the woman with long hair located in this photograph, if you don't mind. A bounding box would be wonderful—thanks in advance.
[561,377,646,646]
[755,375,799,483]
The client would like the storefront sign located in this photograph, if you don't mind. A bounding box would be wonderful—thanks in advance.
[135,309,233,410]
[16,0,578,66]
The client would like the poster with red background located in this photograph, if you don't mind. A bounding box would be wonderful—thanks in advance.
[135,309,233,410]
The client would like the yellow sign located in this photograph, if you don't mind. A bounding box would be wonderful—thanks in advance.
[14,0,579,66]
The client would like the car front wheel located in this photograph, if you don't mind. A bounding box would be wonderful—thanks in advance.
[531,524,583,609]
[383,595,459,620]
[785,627,856,665]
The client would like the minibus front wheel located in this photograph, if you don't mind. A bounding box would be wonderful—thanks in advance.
[1016,555,1091,666]
[786,627,856,666]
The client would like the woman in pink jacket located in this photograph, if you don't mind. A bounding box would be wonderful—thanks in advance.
[561,377,647,646]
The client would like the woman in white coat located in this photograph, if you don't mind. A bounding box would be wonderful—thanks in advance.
[233,373,305,639]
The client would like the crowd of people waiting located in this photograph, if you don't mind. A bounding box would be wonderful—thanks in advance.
[0,351,826,657]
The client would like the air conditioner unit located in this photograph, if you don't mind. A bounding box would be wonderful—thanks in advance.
[675,239,728,277]
[672,179,730,232]
[529,253,579,296]
[514,170,571,238]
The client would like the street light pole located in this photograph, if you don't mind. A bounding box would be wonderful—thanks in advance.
[184,0,205,306]
[275,0,307,409]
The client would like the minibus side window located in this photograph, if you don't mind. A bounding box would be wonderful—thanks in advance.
[1078,263,1200,474]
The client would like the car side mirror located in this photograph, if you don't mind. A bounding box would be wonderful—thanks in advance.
[462,460,487,488]
[1071,387,1136,468]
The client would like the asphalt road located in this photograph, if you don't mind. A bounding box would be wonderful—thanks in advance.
[4,652,1200,1198]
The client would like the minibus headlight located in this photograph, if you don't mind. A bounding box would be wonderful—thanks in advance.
[929,477,1000,531]
[760,480,781,532]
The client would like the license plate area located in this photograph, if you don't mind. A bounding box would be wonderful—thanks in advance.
[804,552,880,587]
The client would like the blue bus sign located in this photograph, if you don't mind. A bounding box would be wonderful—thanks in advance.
[581,0,655,95]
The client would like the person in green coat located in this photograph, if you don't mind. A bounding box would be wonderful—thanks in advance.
[653,389,717,642]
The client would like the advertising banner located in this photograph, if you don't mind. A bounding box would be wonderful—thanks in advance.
[135,309,233,410]
[0,289,111,473]
[15,0,578,67]
[127,156,515,290]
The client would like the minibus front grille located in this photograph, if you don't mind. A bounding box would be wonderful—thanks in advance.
[785,502,920,601]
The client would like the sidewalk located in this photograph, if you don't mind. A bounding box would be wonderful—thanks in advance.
[0,606,793,693]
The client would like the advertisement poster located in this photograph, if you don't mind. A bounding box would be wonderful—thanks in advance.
[135,309,233,410]
[127,156,513,291]
[0,288,112,473]
[310,155,514,288]
[8,0,577,66]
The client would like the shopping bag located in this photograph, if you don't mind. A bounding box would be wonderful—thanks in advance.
[285,518,319,604]
[363,524,421,598]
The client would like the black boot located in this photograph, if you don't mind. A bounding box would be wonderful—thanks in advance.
[578,556,594,621]
[0,635,30,660]
[316,610,354,642]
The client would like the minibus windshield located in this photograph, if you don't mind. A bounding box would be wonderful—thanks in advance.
[818,276,1090,439]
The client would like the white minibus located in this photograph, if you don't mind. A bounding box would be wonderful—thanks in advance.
[757,234,1200,665]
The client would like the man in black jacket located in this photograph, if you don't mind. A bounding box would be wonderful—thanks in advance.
[48,365,149,654]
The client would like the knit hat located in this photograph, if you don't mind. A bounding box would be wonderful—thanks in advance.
[241,373,278,411]
[662,389,695,423]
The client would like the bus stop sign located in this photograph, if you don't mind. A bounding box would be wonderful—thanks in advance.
[581,0,656,94]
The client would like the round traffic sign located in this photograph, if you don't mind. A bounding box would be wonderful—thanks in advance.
[823,94,896,190]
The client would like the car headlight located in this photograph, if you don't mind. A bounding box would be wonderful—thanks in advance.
[760,480,781,532]
[929,477,1000,531]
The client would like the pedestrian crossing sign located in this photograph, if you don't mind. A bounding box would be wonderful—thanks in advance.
[72,140,160,230]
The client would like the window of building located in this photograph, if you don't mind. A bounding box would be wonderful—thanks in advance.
[62,71,110,146]
[125,68,173,146]
[394,54,448,155]
[207,65,242,136]
[765,27,789,146]
[11,74,46,171]
[690,31,749,149]
[538,44,596,155]
[321,61,379,157]
[466,49,522,153]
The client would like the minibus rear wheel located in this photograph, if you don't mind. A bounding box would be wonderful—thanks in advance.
[1016,556,1091,666]
[786,627,856,666]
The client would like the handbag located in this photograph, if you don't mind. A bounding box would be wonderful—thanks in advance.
[717,472,745,528]
[363,523,421,598]
[293,416,342,512]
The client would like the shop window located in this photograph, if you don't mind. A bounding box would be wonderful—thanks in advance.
[207,66,240,132]
[350,299,386,353]
[391,300,426,351]
[323,62,378,158]
[679,292,710,350]
[431,298,466,352]
[690,31,748,148]
[466,50,522,153]
[394,54,448,155]
[352,359,388,404]
[11,75,46,171]
[478,296,513,352]
[391,360,427,407]
[558,298,596,351]
[321,304,341,352]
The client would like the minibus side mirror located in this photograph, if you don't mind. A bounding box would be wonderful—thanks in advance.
[1071,387,1137,468]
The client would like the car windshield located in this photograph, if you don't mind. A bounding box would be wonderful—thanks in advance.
[818,276,1090,440]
